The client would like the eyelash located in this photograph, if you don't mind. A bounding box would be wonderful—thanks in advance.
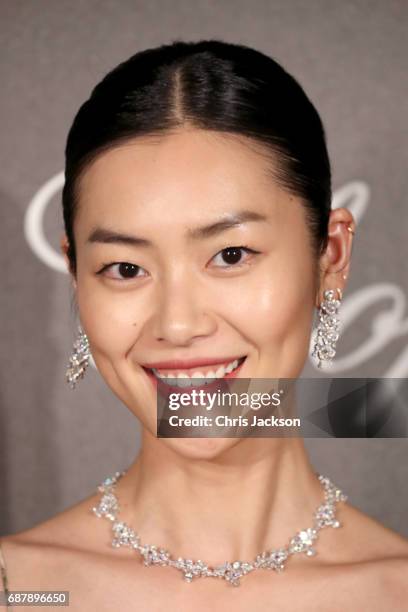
[96,246,261,281]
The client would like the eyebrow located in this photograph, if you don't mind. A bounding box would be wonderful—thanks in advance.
[87,210,268,246]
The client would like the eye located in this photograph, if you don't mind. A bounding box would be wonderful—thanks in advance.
[210,246,260,268]
[97,262,147,281]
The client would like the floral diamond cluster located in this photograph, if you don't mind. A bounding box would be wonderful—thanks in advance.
[289,528,317,556]
[112,521,140,549]
[140,544,171,566]
[254,548,288,571]
[173,558,210,582]
[212,561,254,586]
[92,492,119,521]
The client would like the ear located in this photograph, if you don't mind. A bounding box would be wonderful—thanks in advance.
[316,207,356,307]
[60,234,77,289]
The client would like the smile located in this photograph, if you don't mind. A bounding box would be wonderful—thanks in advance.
[143,356,246,388]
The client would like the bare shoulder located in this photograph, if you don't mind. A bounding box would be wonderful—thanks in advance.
[346,551,408,611]
[0,489,107,589]
[341,500,408,560]
[329,500,408,607]
[364,528,408,602]
[2,486,102,544]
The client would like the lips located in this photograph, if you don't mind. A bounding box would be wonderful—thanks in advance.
[142,356,247,395]
[141,355,246,371]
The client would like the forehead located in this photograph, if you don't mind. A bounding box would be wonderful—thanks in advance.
[74,128,293,231]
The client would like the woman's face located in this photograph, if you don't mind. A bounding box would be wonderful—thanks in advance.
[69,128,321,455]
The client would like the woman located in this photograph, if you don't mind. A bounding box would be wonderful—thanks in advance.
[1,39,407,611]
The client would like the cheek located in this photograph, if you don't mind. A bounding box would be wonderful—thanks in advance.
[230,254,315,334]
[75,280,144,360]
[259,270,315,340]
[75,279,157,430]
[221,244,316,371]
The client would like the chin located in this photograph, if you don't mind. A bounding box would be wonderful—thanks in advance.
[162,436,241,461]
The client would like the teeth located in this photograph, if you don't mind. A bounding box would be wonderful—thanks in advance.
[225,359,238,374]
[151,357,243,387]
[215,365,225,377]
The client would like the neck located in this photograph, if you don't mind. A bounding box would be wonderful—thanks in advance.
[116,432,324,564]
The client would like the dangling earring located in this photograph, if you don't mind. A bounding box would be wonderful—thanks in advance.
[311,288,342,369]
[66,326,91,388]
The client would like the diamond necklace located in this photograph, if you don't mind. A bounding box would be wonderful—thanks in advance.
[92,471,347,587]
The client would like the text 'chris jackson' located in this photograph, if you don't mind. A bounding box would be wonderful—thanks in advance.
[167,414,301,428]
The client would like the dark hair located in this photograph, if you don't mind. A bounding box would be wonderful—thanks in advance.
[62,39,331,274]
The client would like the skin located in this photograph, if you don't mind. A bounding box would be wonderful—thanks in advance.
[2,128,408,610]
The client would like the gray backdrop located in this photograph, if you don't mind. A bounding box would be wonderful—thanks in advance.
[1,0,407,538]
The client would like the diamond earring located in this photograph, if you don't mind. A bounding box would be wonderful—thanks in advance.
[66,326,91,388]
[311,288,342,369]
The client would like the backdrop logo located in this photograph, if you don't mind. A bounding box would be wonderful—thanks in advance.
[24,171,66,273]
[24,175,408,377]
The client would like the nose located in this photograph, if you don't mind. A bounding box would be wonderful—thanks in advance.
[152,276,217,346]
